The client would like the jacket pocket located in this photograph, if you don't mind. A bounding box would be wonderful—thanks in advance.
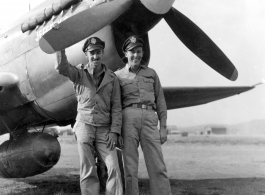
[120,79,133,86]
[120,79,137,96]
[143,77,154,92]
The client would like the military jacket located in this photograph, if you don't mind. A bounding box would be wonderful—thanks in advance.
[55,51,122,134]
[115,64,167,129]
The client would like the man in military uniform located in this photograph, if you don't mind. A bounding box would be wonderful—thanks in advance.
[115,35,171,195]
[55,37,123,195]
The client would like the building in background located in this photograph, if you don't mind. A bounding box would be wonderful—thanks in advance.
[204,126,227,135]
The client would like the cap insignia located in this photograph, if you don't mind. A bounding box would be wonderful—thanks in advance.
[91,38,96,44]
[130,37,136,43]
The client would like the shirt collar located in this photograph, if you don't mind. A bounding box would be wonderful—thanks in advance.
[86,64,106,77]
[125,63,146,73]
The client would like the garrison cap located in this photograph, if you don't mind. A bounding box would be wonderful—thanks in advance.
[122,35,144,52]
[82,37,105,52]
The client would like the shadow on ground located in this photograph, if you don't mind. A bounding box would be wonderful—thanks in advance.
[1,170,265,195]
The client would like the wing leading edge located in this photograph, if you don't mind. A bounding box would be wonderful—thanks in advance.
[164,85,258,110]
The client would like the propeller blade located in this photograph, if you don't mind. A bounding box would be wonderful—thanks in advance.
[164,7,238,81]
[39,0,133,54]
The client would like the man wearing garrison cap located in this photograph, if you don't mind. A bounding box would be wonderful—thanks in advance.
[115,35,172,195]
[55,37,123,195]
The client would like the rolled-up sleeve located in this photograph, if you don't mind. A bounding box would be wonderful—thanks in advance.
[110,76,122,134]
[154,71,167,129]
[55,50,81,83]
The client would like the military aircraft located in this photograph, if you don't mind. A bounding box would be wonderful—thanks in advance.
[0,0,259,179]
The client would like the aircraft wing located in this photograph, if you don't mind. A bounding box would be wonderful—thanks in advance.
[164,85,258,110]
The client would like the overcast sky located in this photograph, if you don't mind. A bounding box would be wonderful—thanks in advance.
[150,0,265,127]
[1,0,264,127]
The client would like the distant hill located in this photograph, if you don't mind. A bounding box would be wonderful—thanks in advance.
[176,118,265,135]
[228,119,265,135]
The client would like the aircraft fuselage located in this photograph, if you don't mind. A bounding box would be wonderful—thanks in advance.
[0,0,162,135]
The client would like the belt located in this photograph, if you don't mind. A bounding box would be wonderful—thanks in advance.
[127,103,154,110]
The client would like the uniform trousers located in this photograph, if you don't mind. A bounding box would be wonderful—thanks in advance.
[74,121,123,195]
[122,107,171,195]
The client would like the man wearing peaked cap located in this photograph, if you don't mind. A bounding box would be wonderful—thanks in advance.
[122,36,144,52]
[115,35,172,195]
[55,37,123,195]
[82,37,105,52]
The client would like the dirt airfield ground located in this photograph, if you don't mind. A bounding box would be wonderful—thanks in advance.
[0,134,265,195]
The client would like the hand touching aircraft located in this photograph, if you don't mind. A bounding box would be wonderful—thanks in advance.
[0,0,258,178]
